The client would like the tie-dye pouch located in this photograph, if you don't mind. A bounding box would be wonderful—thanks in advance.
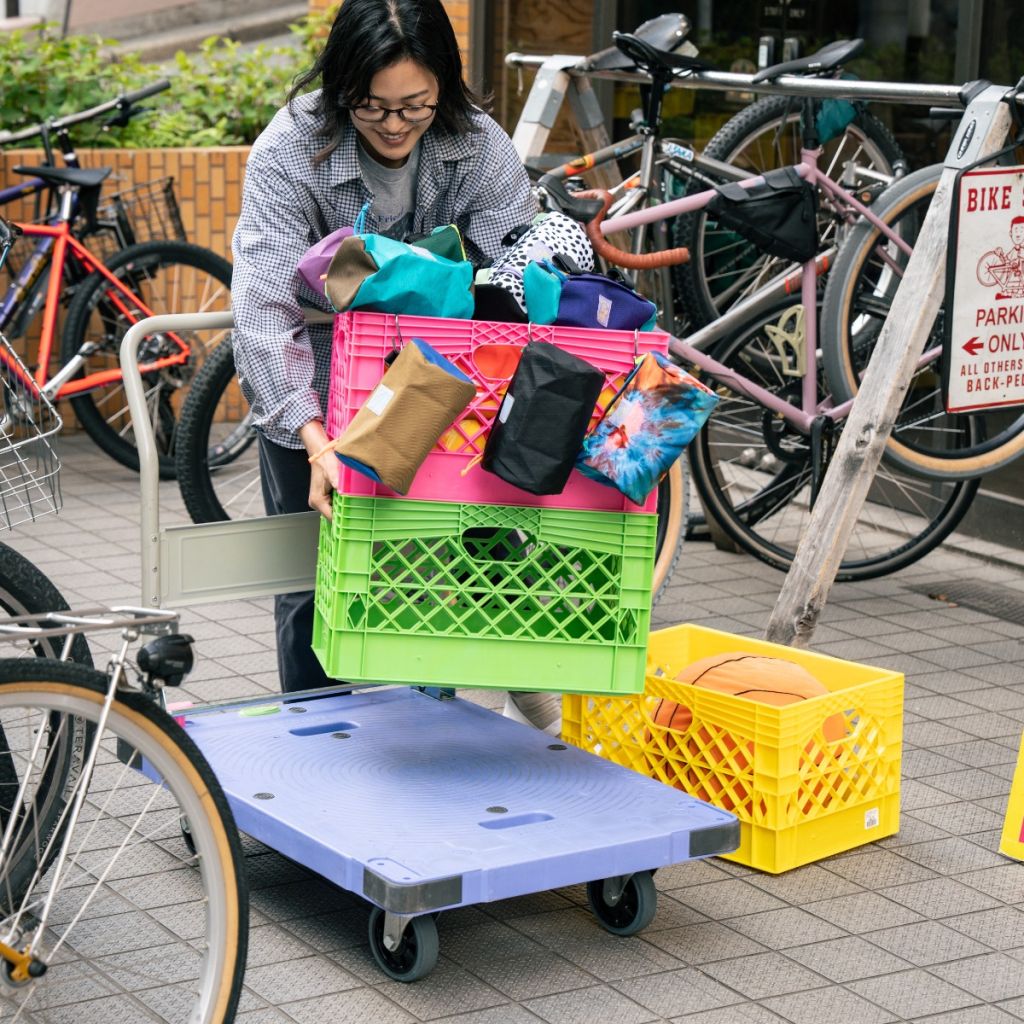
[576,351,719,504]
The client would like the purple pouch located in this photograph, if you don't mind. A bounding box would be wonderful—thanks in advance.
[296,225,354,296]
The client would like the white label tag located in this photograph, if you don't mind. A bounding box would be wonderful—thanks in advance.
[366,383,394,416]
[864,807,880,829]
[596,294,613,327]
[498,393,515,423]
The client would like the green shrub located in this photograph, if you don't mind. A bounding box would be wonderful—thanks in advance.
[0,9,337,148]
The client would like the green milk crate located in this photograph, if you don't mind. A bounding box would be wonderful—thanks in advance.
[312,494,657,693]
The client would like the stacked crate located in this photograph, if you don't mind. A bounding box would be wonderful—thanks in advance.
[312,311,670,695]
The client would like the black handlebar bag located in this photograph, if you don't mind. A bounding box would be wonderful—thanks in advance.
[706,167,819,263]
[482,340,605,495]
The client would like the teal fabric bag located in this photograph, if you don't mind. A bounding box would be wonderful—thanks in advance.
[324,232,474,319]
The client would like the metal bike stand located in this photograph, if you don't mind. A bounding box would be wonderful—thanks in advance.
[120,314,739,979]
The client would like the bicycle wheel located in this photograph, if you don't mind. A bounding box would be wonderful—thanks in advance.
[652,461,686,604]
[60,240,233,479]
[0,659,248,1023]
[688,300,979,579]
[675,95,904,327]
[821,164,1024,478]
[175,337,261,524]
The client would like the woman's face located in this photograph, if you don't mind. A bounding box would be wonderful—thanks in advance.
[350,58,439,168]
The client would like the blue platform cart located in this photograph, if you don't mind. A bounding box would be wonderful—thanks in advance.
[122,312,740,981]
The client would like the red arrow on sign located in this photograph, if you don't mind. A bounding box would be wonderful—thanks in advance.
[963,336,984,356]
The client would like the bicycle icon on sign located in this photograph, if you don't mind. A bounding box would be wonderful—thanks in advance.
[976,217,1024,298]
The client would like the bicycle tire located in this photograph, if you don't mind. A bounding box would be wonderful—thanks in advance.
[175,336,261,524]
[0,545,92,913]
[652,460,686,604]
[0,658,248,1023]
[675,95,904,328]
[821,163,1024,479]
[687,298,979,579]
[60,240,233,479]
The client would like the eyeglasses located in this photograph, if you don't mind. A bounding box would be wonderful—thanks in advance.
[349,104,438,124]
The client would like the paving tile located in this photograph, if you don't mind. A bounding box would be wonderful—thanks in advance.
[941,713,1022,741]
[902,749,973,778]
[761,985,898,1024]
[895,837,1008,874]
[611,966,750,1018]
[782,935,914,982]
[954,864,1024,903]
[643,921,767,964]
[745,863,862,904]
[522,984,659,1024]
[902,779,969,811]
[283,988,415,1023]
[671,878,788,919]
[908,803,1007,837]
[930,952,1024,1001]
[920,768,1014,800]
[725,907,847,948]
[642,893,710,932]
[905,722,987,747]
[805,891,925,933]
[373,958,508,1019]
[698,951,828,999]
[945,906,1024,950]
[823,848,938,888]
[244,955,362,1002]
[668,1004,790,1023]
[864,920,991,966]
[458,947,594,1000]
[876,877,1002,919]
[847,969,980,1018]
[877,817,954,848]
[910,1004,1022,1023]
[430,1007,546,1024]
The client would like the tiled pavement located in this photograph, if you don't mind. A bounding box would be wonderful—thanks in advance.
[5,435,1024,1024]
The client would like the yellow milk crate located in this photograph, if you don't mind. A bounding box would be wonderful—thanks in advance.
[562,624,904,873]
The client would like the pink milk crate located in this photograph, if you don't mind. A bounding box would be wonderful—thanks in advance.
[326,311,670,512]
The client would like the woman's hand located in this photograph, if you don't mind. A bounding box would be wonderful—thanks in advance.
[299,420,340,520]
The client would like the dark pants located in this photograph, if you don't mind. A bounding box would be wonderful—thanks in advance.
[258,434,333,694]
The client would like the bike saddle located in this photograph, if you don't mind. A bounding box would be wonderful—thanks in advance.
[611,30,715,79]
[536,173,606,223]
[751,38,864,83]
[583,13,693,72]
[12,165,112,189]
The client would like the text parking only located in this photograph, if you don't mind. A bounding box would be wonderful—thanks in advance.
[944,166,1024,412]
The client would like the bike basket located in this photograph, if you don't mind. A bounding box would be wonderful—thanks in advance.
[707,167,819,264]
[0,332,62,529]
[94,176,187,257]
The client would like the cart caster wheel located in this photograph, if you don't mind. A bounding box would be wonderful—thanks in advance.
[368,907,439,982]
[587,871,657,936]
[180,814,195,856]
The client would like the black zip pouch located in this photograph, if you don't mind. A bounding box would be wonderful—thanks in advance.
[706,167,819,263]
[482,340,605,495]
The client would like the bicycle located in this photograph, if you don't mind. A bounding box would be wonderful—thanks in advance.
[0,86,234,478]
[536,48,982,579]
[507,25,905,333]
[0,222,248,1021]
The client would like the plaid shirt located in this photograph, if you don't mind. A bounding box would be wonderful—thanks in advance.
[231,90,536,448]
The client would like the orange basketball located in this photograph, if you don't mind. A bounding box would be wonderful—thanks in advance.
[645,653,847,816]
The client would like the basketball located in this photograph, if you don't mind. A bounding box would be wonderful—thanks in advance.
[645,652,847,815]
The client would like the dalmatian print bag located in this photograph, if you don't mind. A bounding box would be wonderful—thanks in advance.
[483,212,595,314]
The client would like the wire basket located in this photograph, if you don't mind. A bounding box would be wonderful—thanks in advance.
[0,332,62,529]
[89,176,188,262]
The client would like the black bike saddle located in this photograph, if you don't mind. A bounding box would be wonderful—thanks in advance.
[536,174,605,223]
[583,13,693,72]
[611,30,715,79]
[751,39,864,83]
[12,165,112,189]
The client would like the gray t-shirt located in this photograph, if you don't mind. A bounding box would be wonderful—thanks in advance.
[357,141,421,240]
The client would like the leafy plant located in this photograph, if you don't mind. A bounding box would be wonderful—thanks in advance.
[0,7,339,148]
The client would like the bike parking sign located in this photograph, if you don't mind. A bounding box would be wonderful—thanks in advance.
[944,165,1024,412]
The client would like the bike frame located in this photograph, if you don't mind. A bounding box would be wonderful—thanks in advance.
[0,199,191,402]
[601,146,916,435]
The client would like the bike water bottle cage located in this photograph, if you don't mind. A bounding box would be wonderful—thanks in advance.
[751,38,864,83]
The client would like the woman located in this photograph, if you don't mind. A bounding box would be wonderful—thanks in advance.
[232,0,536,692]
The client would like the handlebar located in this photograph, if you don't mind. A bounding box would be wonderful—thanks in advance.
[0,80,171,146]
[575,190,690,269]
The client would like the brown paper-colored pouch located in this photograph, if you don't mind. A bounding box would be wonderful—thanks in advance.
[333,339,476,494]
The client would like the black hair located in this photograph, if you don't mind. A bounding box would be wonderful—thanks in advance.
[290,0,481,163]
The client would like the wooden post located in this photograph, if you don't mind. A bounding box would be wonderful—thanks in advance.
[765,85,1013,648]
